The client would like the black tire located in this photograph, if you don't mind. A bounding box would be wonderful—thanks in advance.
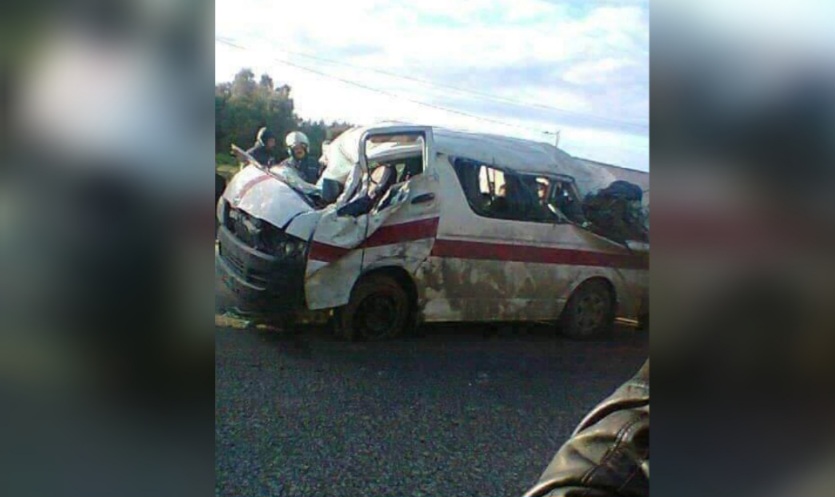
[334,273,412,341]
[559,280,615,339]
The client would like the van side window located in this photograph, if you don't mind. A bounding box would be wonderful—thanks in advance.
[546,177,586,224]
[451,158,559,223]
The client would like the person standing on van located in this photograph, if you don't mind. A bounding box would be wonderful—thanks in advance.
[280,131,322,184]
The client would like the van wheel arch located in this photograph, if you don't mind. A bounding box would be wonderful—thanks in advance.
[333,267,419,341]
[363,266,419,306]
[559,277,617,340]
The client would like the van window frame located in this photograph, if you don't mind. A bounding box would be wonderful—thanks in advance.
[449,156,580,225]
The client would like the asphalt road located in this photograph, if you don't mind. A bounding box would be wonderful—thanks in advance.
[216,261,648,497]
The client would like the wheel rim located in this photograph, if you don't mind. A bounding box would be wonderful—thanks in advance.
[574,292,608,336]
[354,292,401,339]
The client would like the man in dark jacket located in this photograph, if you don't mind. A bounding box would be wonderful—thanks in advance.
[245,127,277,166]
[523,360,649,497]
[278,131,322,184]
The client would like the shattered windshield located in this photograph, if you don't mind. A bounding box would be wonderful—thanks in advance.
[268,164,322,199]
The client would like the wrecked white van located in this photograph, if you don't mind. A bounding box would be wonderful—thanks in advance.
[217,123,648,339]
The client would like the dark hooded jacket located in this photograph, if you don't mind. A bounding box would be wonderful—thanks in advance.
[245,127,276,166]
[523,360,649,497]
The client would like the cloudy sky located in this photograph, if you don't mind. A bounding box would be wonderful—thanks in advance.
[216,0,649,171]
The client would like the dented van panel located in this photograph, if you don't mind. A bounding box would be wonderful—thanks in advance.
[418,259,562,322]
[284,210,322,241]
[304,251,364,310]
[303,182,428,308]
[303,226,433,311]
[222,165,313,230]
[417,251,644,323]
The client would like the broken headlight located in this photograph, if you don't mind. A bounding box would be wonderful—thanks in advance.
[257,222,306,259]
[282,240,304,257]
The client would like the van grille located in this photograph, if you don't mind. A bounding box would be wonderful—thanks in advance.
[222,248,246,276]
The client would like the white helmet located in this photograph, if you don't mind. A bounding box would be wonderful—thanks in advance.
[285,131,310,149]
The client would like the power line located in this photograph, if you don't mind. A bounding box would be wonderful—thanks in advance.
[217,37,556,136]
[216,35,648,131]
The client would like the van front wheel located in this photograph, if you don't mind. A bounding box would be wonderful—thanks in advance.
[559,280,615,339]
[335,274,411,341]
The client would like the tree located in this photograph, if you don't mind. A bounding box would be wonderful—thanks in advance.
[216,68,354,165]
[259,74,274,90]
[230,68,257,99]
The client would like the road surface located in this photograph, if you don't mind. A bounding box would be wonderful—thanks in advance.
[216,258,647,497]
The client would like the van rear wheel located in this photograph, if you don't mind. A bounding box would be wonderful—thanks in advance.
[335,274,411,341]
[559,280,615,339]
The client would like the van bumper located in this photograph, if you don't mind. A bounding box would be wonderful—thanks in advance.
[216,226,306,314]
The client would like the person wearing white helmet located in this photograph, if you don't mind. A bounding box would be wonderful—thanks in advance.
[278,130,321,184]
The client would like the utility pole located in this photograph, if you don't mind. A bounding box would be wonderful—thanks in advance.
[544,129,561,149]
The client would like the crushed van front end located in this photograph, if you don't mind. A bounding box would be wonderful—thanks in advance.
[217,204,308,314]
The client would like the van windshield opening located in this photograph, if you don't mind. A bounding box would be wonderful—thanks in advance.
[337,134,425,217]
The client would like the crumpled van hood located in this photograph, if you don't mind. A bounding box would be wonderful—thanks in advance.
[221,165,315,231]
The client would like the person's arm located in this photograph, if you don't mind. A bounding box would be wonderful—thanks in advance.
[523,360,649,497]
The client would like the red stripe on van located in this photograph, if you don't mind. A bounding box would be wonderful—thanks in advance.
[308,217,440,263]
[365,217,440,248]
[233,174,272,205]
[307,242,349,263]
[430,240,648,269]
[308,216,647,269]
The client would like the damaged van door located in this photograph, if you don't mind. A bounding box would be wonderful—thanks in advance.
[287,126,436,312]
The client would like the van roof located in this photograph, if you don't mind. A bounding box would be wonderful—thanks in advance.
[432,126,575,176]
[342,122,617,196]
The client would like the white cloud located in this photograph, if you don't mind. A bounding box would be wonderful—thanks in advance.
[563,58,633,85]
[216,0,649,169]
[557,125,650,171]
